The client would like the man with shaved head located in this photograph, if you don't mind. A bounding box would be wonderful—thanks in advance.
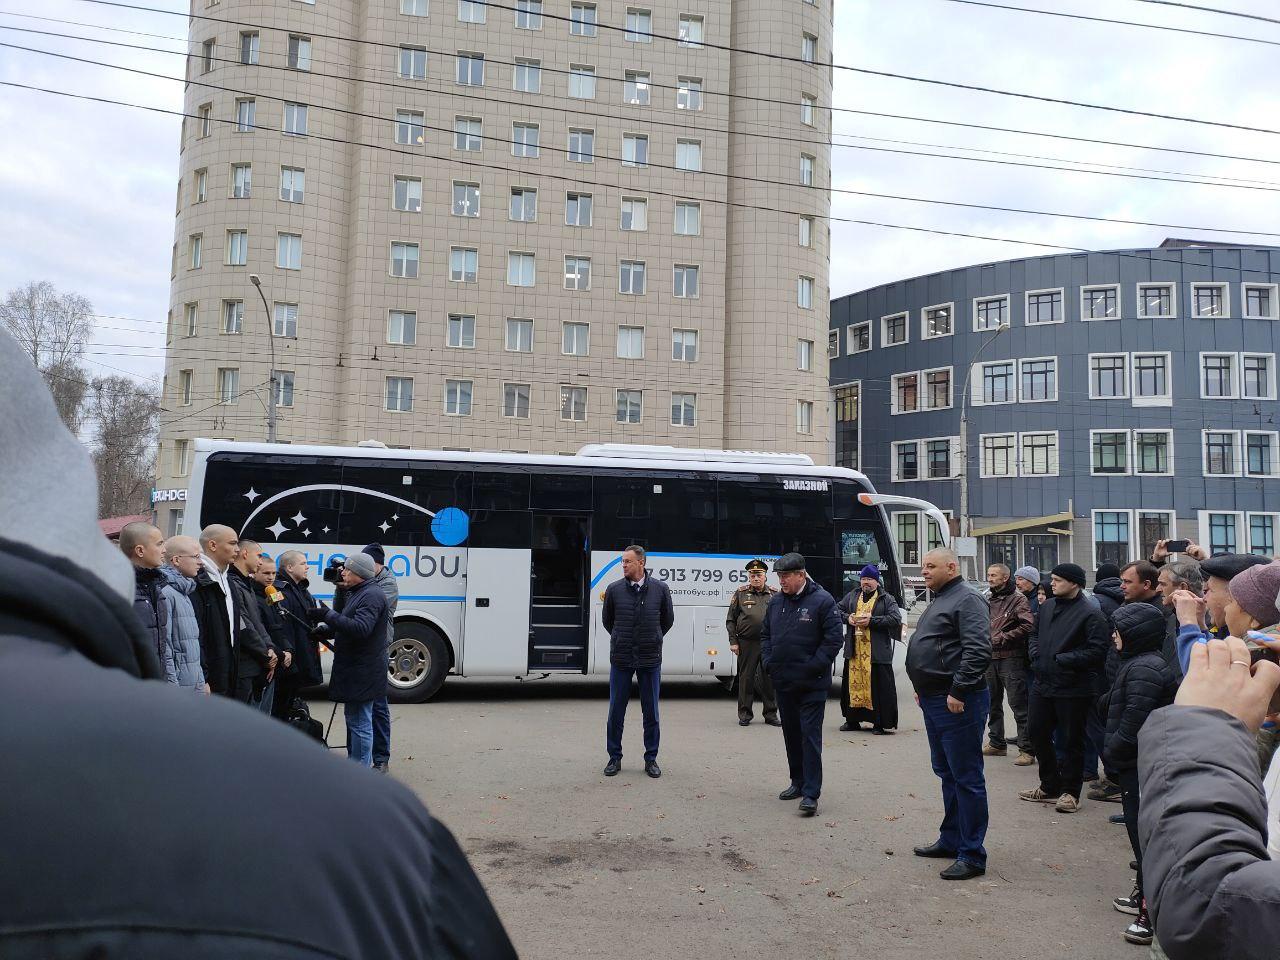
[907,547,993,881]
[192,523,242,696]
[119,521,168,664]
[228,539,279,707]
[159,536,208,691]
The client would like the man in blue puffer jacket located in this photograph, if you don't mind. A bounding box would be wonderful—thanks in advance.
[159,535,208,692]
[761,552,843,817]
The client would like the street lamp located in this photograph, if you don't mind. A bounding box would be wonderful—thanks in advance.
[957,322,1009,579]
[248,273,277,443]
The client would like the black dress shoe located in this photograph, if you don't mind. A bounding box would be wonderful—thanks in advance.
[645,761,662,778]
[603,758,621,777]
[738,718,751,726]
[778,785,802,801]
[871,727,891,735]
[838,720,857,732]
[765,717,782,727]
[798,797,817,816]
[1129,860,1138,871]
[1109,812,1126,824]
[940,860,985,880]
[913,841,957,859]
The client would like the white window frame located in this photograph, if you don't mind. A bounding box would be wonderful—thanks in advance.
[568,64,596,100]
[616,388,644,425]
[1025,287,1065,327]
[505,317,534,353]
[1090,429,1132,477]
[1092,509,1138,566]
[389,241,420,279]
[1137,282,1177,319]
[1243,282,1279,320]
[570,2,597,36]
[509,186,537,222]
[678,13,703,47]
[565,192,592,226]
[452,180,480,217]
[1244,431,1280,478]
[1087,352,1130,400]
[616,325,645,358]
[387,309,418,346]
[618,261,647,296]
[1247,512,1280,554]
[1081,283,1121,321]
[625,7,652,42]
[1202,428,1243,477]
[456,51,485,86]
[891,440,920,482]
[444,379,473,417]
[978,432,1018,479]
[1198,510,1246,557]
[385,376,414,413]
[921,302,954,340]
[623,70,651,105]
[1200,351,1240,399]
[881,311,909,348]
[507,251,536,287]
[798,276,815,310]
[280,166,304,203]
[672,328,698,363]
[798,215,814,248]
[674,264,700,299]
[1131,351,1174,407]
[622,133,649,168]
[621,196,648,231]
[922,365,954,411]
[449,246,479,283]
[920,435,961,480]
[674,201,700,236]
[1191,282,1230,319]
[395,110,425,146]
[796,338,813,372]
[1242,352,1277,400]
[564,256,591,291]
[282,101,308,137]
[1017,356,1058,403]
[446,313,475,349]
[398,45,427,80]
[225,229,248,266]
[800,93,815,126]
[272,301,298,338]
[796,400,814,435]
[675,139,702,172]
[1018,431,1060,478]
[458,0,486,23]
[677,77,703,111]
[970,359,1017,407]
[846,322,871,355]
[276,232,301,270]
[670,392,697,427]
[562,321,590,357]
[454,116,483,151]
[287,35,312,71]
[502,382,531,419]
[394,175,423,213]
[561,385,588,422]
[890,371,920,416]
[515,0,543,30]
[799,154,814,186]
[512,122,539,157]
[513,59,541,93]
[1133,429,1175,477]
[972,294,1008,332]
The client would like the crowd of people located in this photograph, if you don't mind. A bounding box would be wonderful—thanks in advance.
[119,519,400,770]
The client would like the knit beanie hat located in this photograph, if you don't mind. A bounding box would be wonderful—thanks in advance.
[859,564,882,582]
[1051,563,1087,588]
[345,552,377,581]
[1228,561,1280,628]
[362,543,386,565]
[1014,566,1040,585]
[1095,563,1122,582]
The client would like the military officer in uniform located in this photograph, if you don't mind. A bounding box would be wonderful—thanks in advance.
[725,559,782,727]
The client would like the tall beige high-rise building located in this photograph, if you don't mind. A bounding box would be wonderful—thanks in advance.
[158,0,833,530]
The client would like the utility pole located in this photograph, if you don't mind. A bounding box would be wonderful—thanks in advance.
[957,322,1009,580]
[248,274,277,443]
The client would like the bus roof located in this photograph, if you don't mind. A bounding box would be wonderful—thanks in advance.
[193,439,875,485]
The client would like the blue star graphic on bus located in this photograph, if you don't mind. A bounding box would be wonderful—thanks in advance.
[431,507,469,546]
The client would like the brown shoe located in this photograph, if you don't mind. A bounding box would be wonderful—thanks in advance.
[1055,793,1080,813]
[1013,752,1036,766]
[1019,786,1057,803]
[982,743,1007,757]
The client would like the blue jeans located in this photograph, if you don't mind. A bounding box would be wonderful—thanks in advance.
[920,688,991,869]
[775,687,827,800]
[607,665,661,763]
[373,697,391,765]
[345,700,374,767]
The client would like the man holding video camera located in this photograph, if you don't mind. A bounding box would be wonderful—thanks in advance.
[310,552,389,767]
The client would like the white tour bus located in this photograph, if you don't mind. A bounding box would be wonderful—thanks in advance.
[186,440,948,702]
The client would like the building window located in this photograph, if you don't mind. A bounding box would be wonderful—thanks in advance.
[1249,514,1277,555]
[847,322,870,354]
[201,37,216,72]
[617,325,644,358]
[505,252,535,287]
[674,264,699,299]
[1082,284,1119,320]
[401,0,428,15]
[1192,283,1228,318]
[924,438,953,479]
[834,382,860,470]
[388,309,418,345]
[1138,282,1175,318]
[1201,353,1238,398]
[1019,357,1057,402]
[562,322,589,356]
[288,35,312,71]
[272,302,298,338]
[188,234,203,269]
[197,103,212,138]
[616,389,643,424]
[501,317,532,353]
[512,123,539,157]
[923,303,952,338]
[799,216,814,248]
[1243,354,1275,400]
[238,33,260,66]
[399,45,427,80]
[273,371,295,408]
[444,379,473,416]
[882,312,908,346]
[1205,512,1240,555]
[193,168,207,203]
[797,339,813,372]
[797,276,814,309]
[797,400,814,435]
[974,361,1013,405]
[895,512,920,566]
[801,32,817,62]
[230,163,251,199]
[1026,289,1064,325]
[1134,430,1172,475]
[981,433,1016,478]
[280,166,304,203]
[454,116,482,151]
[678,14,703,46]
[799,154,814,186]
[458,0,486,23]
[390,242,420,278]
[235,98,256,132]
[828,330,839,359]
[225,230,248,266]
[1089,354,1128,399]
[386,377,414,412]
[677,77,703,111]
[614,197,647,232]
[515,0,542,29]
[222,299,243,334]
[924,368,952,410]
[1204,430,1241,476]
[623,134,649,167]
[1132,353,1171,402]
[395,110,426,145]
[675,139,702,171]
[174,438,190,476]
[624,70,651,105]
[892,373,918,414]
[566,192,592,226]
[394,176,423,212]
[1246,432,1279,477]
[625,8,652,42]
[561,385,588,421]
[1244,283,1278,320]
[217,367,240,404]
[446,313,475,348]
[671,392,697,427]
[570,2,597,35]
[1092,431,1129,475]
[452,181,480,217]
[1093,511,1131,567]
[276,233,302,270]
[282,102,308,136]
[564,256,591,290]
[568,128,595,163]
[509,187,537,222]
[456,52,484,85]
[672,329,698,362]
[183,303,198,337]
[1020,432,1058,476]
[800,94,815,125]
[619,261,647,296]
[443,247,475,283]
[974,295,1007,331]
[508,60,541,95]
[503,383,531,418]
[674,201,700,235]
[569,64,596,99]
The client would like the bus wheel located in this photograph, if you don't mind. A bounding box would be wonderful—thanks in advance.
[717,674,738,696]
[387,622,449,703]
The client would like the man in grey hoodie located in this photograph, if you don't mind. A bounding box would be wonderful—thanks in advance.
[160,536,208,692]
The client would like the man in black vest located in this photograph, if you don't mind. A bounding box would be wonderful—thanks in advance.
[601,545,675,779]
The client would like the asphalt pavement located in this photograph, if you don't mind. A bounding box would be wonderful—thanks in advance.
[369,656,1138,960]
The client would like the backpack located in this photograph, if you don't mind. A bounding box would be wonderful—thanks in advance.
[286,697,325,742]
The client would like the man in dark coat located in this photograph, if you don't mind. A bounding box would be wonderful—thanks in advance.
[1101,603,1178,946]
[982,563,1033,762]
[760,552,843,816]
[312,551,390,768]
[601,545,675,779]
[227,539,279,709]
[1020,563,1110,812]
[193,524,243,697]
[119,520,169,664]
[726,558,781,727]
[270,549,323,721]
[1092,563,1125,626]
[835,564,902,734]
[1085,562,1126,801]
[0,323,516,958]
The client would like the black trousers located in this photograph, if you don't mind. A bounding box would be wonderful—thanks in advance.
[270,674,302,721]
[1117,768,1144,899]
[776,687,826,800]
[841,662,898,730]
[1028,691,1090,799]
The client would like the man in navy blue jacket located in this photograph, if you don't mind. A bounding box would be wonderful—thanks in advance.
[601,545,675,778]
[761,552,843,816]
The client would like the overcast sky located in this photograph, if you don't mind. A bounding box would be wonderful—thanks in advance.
[2,0,1278,385]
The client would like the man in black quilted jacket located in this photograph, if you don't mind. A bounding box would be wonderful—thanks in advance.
[601,545,675,779]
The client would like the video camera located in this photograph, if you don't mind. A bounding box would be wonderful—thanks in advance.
[322,557,345,584]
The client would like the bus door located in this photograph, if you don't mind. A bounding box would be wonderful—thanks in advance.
[528,512,590,671]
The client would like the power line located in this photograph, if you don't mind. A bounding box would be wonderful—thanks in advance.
[1127,0,1280,27]
[67,0,1280,136]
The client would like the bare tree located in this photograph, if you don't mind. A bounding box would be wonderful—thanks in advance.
[89,375,161,517]
[0,280,94,371]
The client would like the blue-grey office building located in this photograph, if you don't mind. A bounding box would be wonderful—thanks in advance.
[828,239,1280,578]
